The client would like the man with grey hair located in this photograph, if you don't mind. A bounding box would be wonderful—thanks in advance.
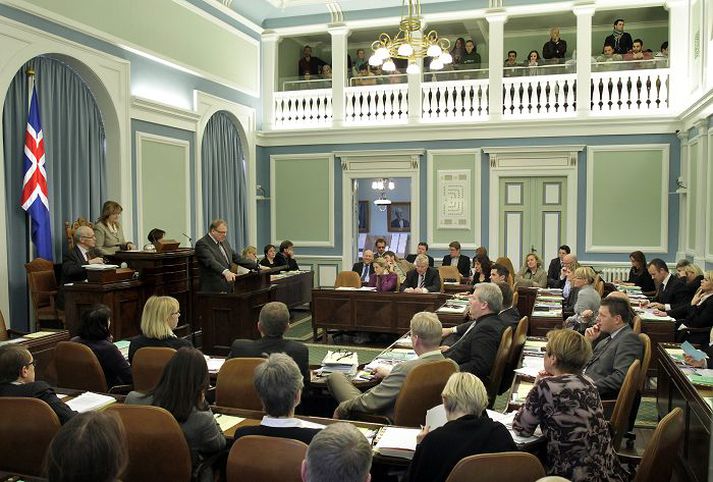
[301,422,372,482]
[328,312,454,420]
[228,302,309,386]
[233,353,320,444]
[58,225,104,308]
[445,283,508,380]
[352,249,374,284]
[401,254,441,292]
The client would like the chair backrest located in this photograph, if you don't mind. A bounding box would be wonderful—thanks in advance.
[226,435,307,482]
[65,218,94,250]
[334,271,361,288]
[631,315,642,335]
[215,358,264,411]
[445,451,546,482]
[509,317,529,367]
[0,397,61,476]
[637,333,651,392]
[437,266,462,291]
[0,309,7,341]
[393,359,458,426]
[25,258,58,313]
[107,404,192,482]
[131,347,177,393]
[609,359,641,451]
[511,290,519,309]
[54,341,108,393]
[633,407,684,482]
[487,326,513,407]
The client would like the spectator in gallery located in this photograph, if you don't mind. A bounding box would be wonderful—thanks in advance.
[298,45,326,77]
[604,19,633,55]
[353,48,368,74]
[321,64,332,79]
[504,50,519,67]
[526,50,541,67]
[367,257,398,292]
[623,39,653,61]
[450,37,467,64]
[462,40,481,68]
[542,27,567,61]
[656,41,668,58]
[596,43,623,63]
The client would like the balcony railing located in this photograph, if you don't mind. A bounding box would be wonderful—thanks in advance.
[273,89,333,128]
[502,73,577,117]
[345,83,409,124]
[422,78,489,120]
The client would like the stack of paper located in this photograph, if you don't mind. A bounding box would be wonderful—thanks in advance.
[114,340,130,360]
[65,392,116,413]
[373,427,420,459]
[206,357,226,373]
[436,302,468,314]
[213,413,245,432]
[84,264,119,270]
[320,350,358,376]
[486,410,543,445]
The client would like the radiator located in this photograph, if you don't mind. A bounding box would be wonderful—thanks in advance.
[599,267,630,283]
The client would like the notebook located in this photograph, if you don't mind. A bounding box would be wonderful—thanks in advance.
[373,427,420,459]
[65,392,116,413]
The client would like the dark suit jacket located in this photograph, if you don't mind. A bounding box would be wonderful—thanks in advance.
[233,424,320,445]
[352,261,374,281]
[583,324,643,399]
[445,312,507,380]
[405,254,435,267]
[58,245,101,308]
[400,267,441,292]
[546,258,562,288]
[441,254,471,278]
[228,336,309,387]
[0,381,76,424]
[128,335,193,363]
[194,234,257,293]
[72,337,132,387]
[627,267,656,293]
[499,306,522,328]
[682,295,713,345]
[274,252,299,271]
[406,414,517,482]
[604,32,633,55]
[654,275,689,310]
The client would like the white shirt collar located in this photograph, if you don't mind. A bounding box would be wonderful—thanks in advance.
[662,272,672,289]
[208,233,220,245]
[260,416,304,428]
[77,244,89,257]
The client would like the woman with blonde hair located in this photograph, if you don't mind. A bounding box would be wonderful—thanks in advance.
[367,257,398,292]
[407,372,516,482]
[563,266,600,332]
[128,295,192,362]
[516,253,547,288]
[513,329,627,481]
[94,201,134,255]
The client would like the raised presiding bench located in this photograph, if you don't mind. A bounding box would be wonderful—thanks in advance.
[311,289,452,342]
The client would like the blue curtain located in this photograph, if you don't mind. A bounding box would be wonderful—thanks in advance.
[2,56,106,329]
[201,111,248,250]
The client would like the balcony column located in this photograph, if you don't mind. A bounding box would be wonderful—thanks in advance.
[573,5,594,117]
[665,0,688,112]
[486,12,507,121]
[408,29,424,124]
[261,30,280,131]
[693,120,708,266]
[675,130,689,261]
[328,24,350,127]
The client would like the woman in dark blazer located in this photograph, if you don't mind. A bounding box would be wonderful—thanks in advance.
[471,254,492,285]
[625,251,655,293]
[128,295,192,363]
[407,373,516,482]
[71,304,132,388]
[679,271,713,345]
[259,244,279,268]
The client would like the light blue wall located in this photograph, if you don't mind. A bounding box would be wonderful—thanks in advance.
[257,133,681,262]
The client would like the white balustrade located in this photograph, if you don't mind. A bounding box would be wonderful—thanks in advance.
[502,73,577,118]
[590,68,669,114]
[344,84,409,124]
[273,89,333,128]
[422,79,489,120]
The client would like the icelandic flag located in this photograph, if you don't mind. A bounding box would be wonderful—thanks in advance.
[21,84,53,261]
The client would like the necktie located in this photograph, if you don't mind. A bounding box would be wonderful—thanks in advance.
[218,242,230,265]
[449,321,476,350]
[361,265,369,282]
[418,274,425,288]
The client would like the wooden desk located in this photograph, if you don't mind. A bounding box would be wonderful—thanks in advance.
[271,271,314,309]
[4,330,70,385]
[656,344,712,482]
[516,287,539,321]
[311,290,452,342]
[62,280,143,340]
[112,250,194,337]
[640,319,675,379]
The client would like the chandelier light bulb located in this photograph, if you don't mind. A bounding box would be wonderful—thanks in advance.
[375,47,390,60]
[430,59,444,70]
[369,55,383,67]
[397,43,414,57]
[406,62,421,75]
[382,59,397,72]
[439,52,453,64]
[426,44,442,57]
[388,181,395,190]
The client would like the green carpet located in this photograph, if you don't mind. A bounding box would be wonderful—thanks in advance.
[285,315,322,341]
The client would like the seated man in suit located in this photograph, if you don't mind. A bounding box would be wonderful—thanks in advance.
[444,283,508,381]
[275,240,299,271]
[0,345,76,424]
[58,225,105,308]
[301,423,372,482]
[329,312,451,420]
[233,353,320,444]
[547,244,570,288]
[228,301,309,386]
[352,250,375,285]
[583,297,643,400]
[194,219,257,293]
[442,241,471,279]
[647,258,689,314]
[401,255,441,293]
[405,241,435,267]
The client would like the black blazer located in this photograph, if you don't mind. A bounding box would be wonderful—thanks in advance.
[683,295,713,345]
[352,261,374,281]
[604,32,633,55]
[128,335,192,363]
[499,306,522,328]
[72,337,132,387]
[546,257,562,287]
[655,275,689,309]
[627,267,656,293]
[401,267,441,292]
[194,234,257,293]
[0,381,76,424]
[259,257,280,269]
[233,424,320,445]
[405,254,435,267]
[441,255,471,278]
[445,312,507,380]
[406,414,517,482]
[228,336,310,387]
[58,245,100,309]
[274,252,299,271]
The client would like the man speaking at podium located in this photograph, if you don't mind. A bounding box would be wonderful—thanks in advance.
[195,219,258,293]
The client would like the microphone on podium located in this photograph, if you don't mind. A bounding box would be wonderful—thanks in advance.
[182,233,192,246]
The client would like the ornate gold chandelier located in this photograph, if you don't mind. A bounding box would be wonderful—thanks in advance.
[368,0,452,74]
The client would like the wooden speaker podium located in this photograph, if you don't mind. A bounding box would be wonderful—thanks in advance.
[197,268,279,356]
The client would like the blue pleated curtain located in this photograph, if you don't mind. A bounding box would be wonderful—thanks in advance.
[2,56,106,330]
[201,111,248,250]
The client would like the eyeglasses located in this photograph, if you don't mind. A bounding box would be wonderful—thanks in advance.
[25,360,36,368]
[172,311,181,316]
[81,235,96,239]
[214,230,228,235]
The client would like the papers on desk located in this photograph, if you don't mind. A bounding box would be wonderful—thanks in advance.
[637,310,674,322]
[681,341,709,361]
[319,350,358,376]
[0,337,27,347]
[664,347,684,361]
[65,392,116,413]
[23,331,56,339]
[206,357,226,373]
[436,302,469,314]
[687,374,713,388]
[213,413,245,432]
[486,410,542,445]
[512,381,534,403]
[83,264,119,270]
[425,404,448,430]
[373,426,420,459]
[531,310,562,318]
[514,366,542,378]
[335,286,377,291]
[114,340,130,360]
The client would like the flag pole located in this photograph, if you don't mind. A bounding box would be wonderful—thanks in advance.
[25,67,36,330]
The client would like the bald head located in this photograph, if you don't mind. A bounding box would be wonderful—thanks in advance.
[74,226,96,249]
